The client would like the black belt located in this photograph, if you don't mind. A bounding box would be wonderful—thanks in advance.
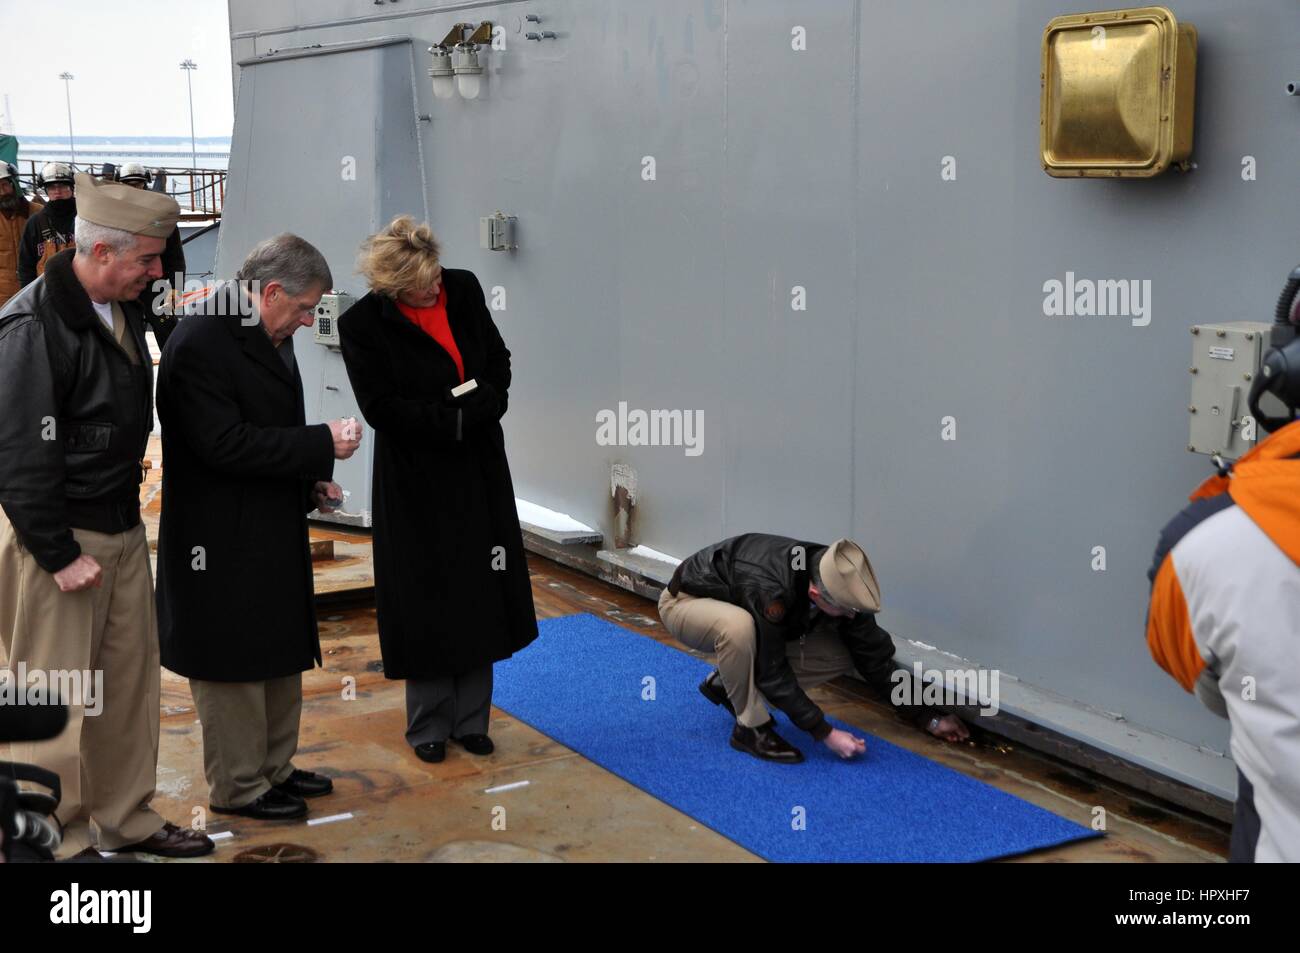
[65,498,141,535]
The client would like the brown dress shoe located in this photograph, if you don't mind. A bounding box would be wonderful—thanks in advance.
[62,846,105,862]
[113,822,215,858]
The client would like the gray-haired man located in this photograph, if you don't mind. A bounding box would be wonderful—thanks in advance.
[0,173,213,858]
[155,234,362,821]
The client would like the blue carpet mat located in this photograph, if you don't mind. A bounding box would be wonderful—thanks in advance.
[493,613,1101,862]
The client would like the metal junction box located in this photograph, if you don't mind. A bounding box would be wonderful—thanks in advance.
[313,292,354,348]
[1041,6,1197,177]
[480,212,517,252]
[1188,321,1269,460]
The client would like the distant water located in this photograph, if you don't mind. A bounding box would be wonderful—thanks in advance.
[13,136,231,213]
[16,135,230,170]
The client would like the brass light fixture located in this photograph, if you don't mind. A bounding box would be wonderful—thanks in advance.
[1040,6,1197,177]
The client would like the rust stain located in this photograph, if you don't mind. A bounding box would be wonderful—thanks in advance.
[233,843,320,863]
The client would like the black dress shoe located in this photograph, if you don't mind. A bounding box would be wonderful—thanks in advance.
[211,787,308,820]
[414,741,446,763]
[273,769,334,799]
[698,670,736,716]
[450,733,494,756]
[730,720,804,764]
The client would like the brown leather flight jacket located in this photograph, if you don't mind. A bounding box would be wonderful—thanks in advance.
[0,249,152,573]
[0,197,42,307]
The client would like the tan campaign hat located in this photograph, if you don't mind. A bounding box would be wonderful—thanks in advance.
[73,172,179,238]
[817,538,881,613]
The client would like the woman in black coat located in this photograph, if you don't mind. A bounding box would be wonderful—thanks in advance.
[338,215,537,763]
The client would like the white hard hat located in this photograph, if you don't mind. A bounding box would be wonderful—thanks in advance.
[117,162,151,185]
[38,162,75,188]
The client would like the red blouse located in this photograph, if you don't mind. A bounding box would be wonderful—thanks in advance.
[396,289,464,383]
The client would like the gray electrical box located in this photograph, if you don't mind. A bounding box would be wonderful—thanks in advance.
[1188,321,1270,460]
[480,212,517,251]
[313,292,354,348]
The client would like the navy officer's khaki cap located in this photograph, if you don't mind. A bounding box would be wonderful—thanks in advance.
[73,172,179,238]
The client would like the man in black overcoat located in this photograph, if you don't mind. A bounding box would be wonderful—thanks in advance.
[155,233,363,820]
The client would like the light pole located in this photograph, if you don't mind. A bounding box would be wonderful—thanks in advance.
[179,60,198,169]
[180,59,198,213]
[59,72,75,167]
[178,59,197,167]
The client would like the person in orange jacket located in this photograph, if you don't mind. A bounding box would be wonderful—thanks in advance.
[0,162,42,308]
[1146,277,1300,862]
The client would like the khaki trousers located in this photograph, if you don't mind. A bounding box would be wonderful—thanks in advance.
[0,516,164,857]
[658,588,854,728]
[188,673,302,809]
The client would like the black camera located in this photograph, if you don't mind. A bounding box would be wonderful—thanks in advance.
[0,699,68,863]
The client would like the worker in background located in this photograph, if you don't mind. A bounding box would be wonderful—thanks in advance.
[0,162,42,308]
[1145,289,1300,863]
[17,162,76,287]
[156,234,361,821]
[116,162,185,348]
[659,534,970,763]
[0,173,214,859]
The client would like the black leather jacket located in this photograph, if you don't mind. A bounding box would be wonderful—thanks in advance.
[669,533,937,739]
[0,249,152,572]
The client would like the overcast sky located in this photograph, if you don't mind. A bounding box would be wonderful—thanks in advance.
[0,0,235,138]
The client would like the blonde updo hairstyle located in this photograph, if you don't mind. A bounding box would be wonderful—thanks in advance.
[357,215,443,299]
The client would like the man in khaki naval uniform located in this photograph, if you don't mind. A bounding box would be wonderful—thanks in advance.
[0,173,213,858]
[660,535,970,763]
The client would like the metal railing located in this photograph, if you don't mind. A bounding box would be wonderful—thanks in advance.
[13,160,226,219]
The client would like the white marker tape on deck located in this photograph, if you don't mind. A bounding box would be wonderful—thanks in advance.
[483,780,530,794]
[209,831,234,842]
[306,812,354,827]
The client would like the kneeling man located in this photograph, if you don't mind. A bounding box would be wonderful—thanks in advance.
[659,534,969,763]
